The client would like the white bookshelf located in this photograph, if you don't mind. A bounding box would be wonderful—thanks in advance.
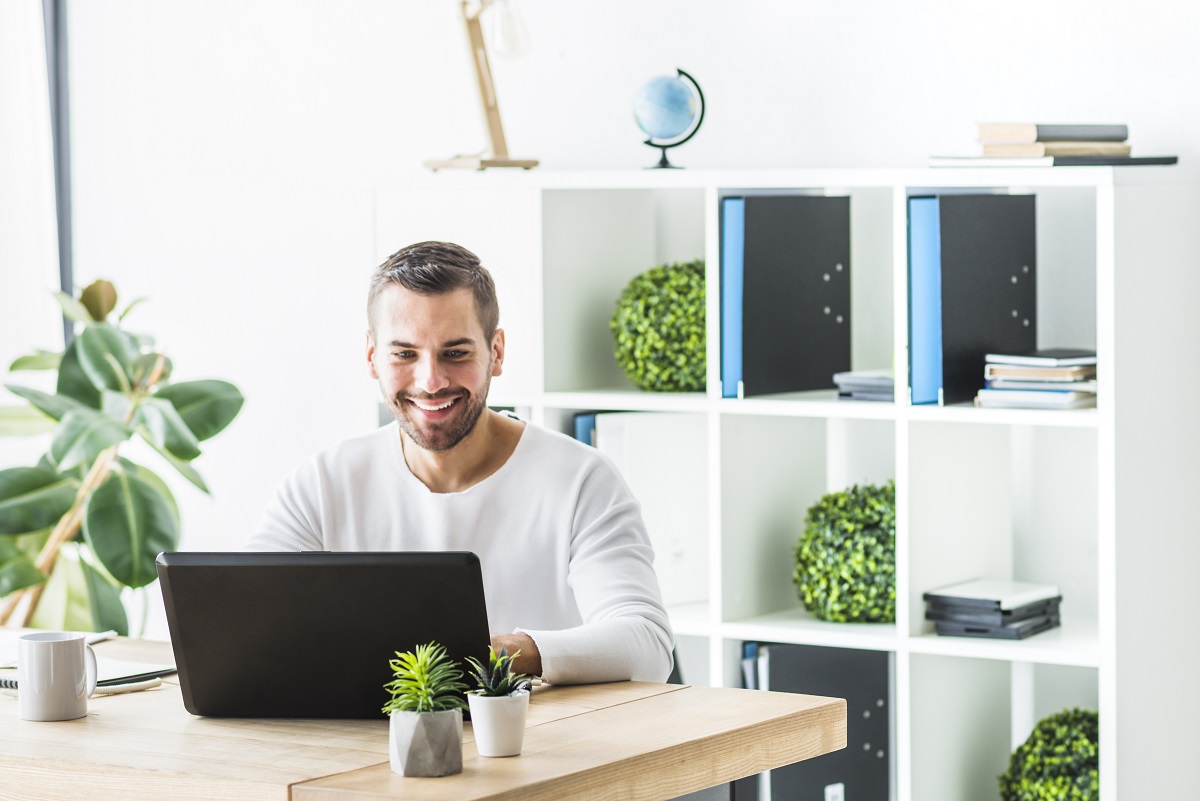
[374,167,1200,801]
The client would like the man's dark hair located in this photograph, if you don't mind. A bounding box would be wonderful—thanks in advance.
[368,241,500,340]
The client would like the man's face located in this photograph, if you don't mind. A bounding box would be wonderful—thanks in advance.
[367,285,504,452]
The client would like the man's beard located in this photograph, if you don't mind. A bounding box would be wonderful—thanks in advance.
[388,375,492,453]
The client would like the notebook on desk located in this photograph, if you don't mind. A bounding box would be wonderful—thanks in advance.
[156,551,492,719]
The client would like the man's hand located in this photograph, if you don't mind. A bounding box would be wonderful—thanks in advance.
[491,632,542,678]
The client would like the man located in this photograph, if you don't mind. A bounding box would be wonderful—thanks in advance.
[249,241,674,684]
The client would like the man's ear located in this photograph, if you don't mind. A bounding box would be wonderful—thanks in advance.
[366,331,380,380]
[490,328,506,377]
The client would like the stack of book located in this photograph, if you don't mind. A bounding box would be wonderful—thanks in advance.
[975,348,1097,409]
[833,369,893,402]
[924,578,1062,640]
[930,122,1177,167]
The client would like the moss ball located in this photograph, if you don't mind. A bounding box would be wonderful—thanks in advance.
[793,481,896,623]
[610,260,706,392]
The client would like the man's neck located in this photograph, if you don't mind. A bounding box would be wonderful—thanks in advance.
[400,410,525,494]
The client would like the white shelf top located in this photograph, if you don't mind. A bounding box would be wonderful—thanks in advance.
[395,165,1147,192]
[721,608,901,653]
[907,618,1100,667]
[495,388,1102,428]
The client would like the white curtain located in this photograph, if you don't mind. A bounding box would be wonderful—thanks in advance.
[0,0,62,464]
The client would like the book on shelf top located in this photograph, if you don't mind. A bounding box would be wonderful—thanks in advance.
[930,154,1178,168]
[987,377,1098,393]
[985,348,1096,367]
[984,363,1097,381]
[982,141,1131,158]
[977,122,1129,143]
[923,578,1061,610]
[975,388,1097,409]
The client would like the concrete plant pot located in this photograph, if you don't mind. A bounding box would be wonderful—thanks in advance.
[388,709,463,777]
[466,690,530,757]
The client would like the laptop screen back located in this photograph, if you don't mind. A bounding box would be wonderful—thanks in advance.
[157,551,491,718]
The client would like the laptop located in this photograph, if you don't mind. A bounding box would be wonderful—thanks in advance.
[156,551,492,718]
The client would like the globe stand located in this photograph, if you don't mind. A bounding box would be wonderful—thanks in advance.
[640,68,705,170]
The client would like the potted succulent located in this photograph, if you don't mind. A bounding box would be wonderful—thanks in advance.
[381,641,468,777]
[465,645,532,758]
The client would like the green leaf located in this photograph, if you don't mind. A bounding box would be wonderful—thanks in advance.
[54,291,95,324]
[0,538,46,597]
[57,340,102,408]
[155,380,245,441]
[80,554,129,635]
[9,350,62,371]
[117,297,148,324]
[131,353,173,387]
[118,458,180,530]
[143,437,210,494]
[83,469,179,589]
[50,408,132,471]
[5,383,88,422]
[0,466,79,535]
[76,324,138,393]
[0,404,56,436]
[136,397,202,460]
[80,280,118,323]
[28,544,95,631]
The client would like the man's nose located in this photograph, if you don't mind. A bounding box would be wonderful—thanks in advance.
[414,356,451,394]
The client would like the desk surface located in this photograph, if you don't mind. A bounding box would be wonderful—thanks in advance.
[1,637,846,801]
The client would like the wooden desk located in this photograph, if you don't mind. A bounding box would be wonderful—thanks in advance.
[1,638,846,801]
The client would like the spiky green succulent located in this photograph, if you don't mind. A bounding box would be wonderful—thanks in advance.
[381,641,468,714]
[465,645,531,697]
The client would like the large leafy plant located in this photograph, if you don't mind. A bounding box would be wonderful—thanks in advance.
[999,708,1099,801]
[793,481,896,623]
[382,641,469,715]
[0,280,244,633]
[610,259,706,392]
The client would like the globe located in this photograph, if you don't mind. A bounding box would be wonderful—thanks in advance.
[631,69,705,169]
[633,75,698,140]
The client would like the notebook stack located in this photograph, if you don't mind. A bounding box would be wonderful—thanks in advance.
[975,348,1097,409]
[924,578,1061,640]
[833,369,894,402]
[976,122,1132,158]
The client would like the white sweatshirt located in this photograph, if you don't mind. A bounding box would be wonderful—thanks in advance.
[248,421,674,684]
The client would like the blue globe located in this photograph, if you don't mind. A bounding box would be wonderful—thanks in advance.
[633,75,699,141]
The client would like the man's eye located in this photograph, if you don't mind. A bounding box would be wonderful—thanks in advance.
[446,350,469,359]
[393,351,415,359]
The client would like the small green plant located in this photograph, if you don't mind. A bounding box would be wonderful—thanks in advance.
[382,641,468,715]
[793,481,896,623]
[610,259,706,392]
[999,708,1099,801]
[465,645,531,697]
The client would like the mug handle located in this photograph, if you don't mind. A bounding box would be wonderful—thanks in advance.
[84,644,98,698]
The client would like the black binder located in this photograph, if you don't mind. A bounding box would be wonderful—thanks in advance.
[731,195,852,396]
[938,194,1038,405]
[733,642,890,801]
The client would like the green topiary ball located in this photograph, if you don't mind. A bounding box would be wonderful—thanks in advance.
[610,260,706,392]
[793,481,896,623]
[999,708,1099,801]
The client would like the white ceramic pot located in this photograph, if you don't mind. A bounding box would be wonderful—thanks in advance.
[467,690,530,757]
[388,709,463,776]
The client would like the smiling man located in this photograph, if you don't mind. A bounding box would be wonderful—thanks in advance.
[249,241,674,684]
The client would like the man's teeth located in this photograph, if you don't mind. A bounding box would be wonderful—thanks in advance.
[412,398,456,412]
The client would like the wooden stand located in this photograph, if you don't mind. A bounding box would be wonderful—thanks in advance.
[428,0,538,172]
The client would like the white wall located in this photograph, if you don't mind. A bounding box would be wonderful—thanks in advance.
[2,0,1197,637]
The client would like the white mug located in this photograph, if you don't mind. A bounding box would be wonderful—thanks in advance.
[18,632,98,722]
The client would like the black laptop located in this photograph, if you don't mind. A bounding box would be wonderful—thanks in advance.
[156,551,492,719]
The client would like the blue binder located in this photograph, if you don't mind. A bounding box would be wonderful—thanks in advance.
[908,197,943,405]
[721,197,745,398]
